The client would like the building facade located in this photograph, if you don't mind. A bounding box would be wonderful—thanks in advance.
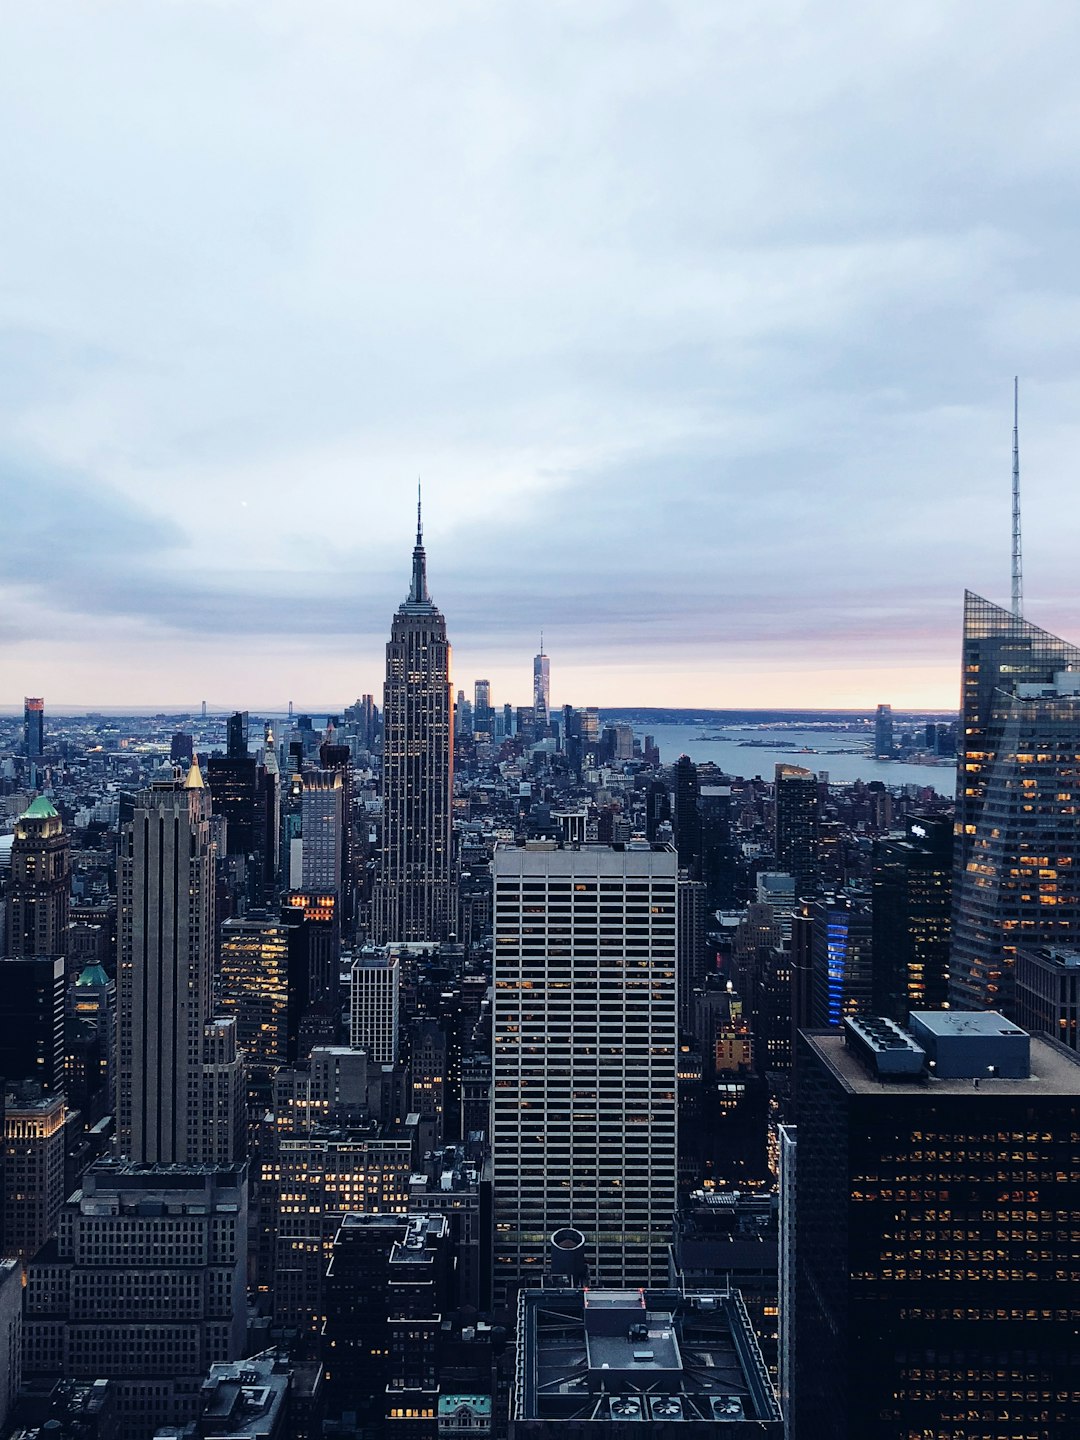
[5,795,70,959]
[373,506,454,944]
[491,843,678,1301]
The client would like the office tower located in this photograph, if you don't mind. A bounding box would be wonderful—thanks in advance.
[1,1089,65,1260]
[808,890,872,1028]
[874,702,893,757]
[0,955,65,1092]
[533,639,550,728]
[677,874,707,1032]
[5,795,70,958]
[673,754,702,876]
[281,890,339,1061]
[219,915,290,1067]
[871,813,951,1020]
[117,760,243,1166]
[170,730,194,763]
[23,696,44,759]
[1015,945,1080,1051]
[22,1160,247,1440]
[502,702,514,737]
[491,842,678,1300]
[700,783,736,907]
[300,768,343,891]
[226,709,249,757]
[350,950,400,1064]
[207,720,276,905]
[790,1013,1080,1439]
[951,592,1080,1011]
[511,1285,782,1432]
[473,678,493,740]
[323,1213,452,1429]
[67,960,117,1116]
[409,1015,447,1146]
[374,503,454,944]
[645,777,672,841]
[774,764,819,898]
[318,741,355,922]
[0,1260,19,1435]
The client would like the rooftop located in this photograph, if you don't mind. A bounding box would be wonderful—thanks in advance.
[515,1287,780,1430]
[804,1029,1080,1097]
[908,1009,1027,1040]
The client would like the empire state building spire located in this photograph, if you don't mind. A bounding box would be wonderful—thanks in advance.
[407,481,431,609]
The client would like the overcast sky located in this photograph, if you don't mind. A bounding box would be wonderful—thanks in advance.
[3,0,1080,712]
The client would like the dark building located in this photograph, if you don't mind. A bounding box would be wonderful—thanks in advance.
[0,955,65,1093]
[511,1285,781,1434]
[170,731,194,764]
[951,593,1080,1012]
[24,696,44,760]
[5,796,70,959]
[808,891,872,1029]
[699,784,736,908]
[871,814,951,1020]
[280,891,340,1063]
[673,755,702,876]
[874,702,893,758]
[323,1212,452,1434]
[677,875,707,1033]
[226,710,249,758]
[1015,945,1080,1052]
[789,1013,1080,1439]
[774,765,819,899]
[645,777,672,842]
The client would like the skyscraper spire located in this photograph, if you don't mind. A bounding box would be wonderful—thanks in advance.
[407,480,431,608]
[1012,376,1023,618]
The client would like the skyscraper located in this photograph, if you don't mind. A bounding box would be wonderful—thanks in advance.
[5,796,70,959]
[790,1013,1080,1439]
[300,768,344,892]
[871,814,951,1019]
[533,638,550,728]
[774,764,819,898]
[373,501,454,943]
[23,697,44,760]
[117,759,242,1165]
[349,950,400,1064]
[874,702,893,757]
[950,593,1080,1012]
[0,956,65,1093]
[491,842,678,1300]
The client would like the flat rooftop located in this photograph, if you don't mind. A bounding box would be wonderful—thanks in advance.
[908,1010,1027,1040]
[516,1287,781,1430]
[804,1030,1080,1097]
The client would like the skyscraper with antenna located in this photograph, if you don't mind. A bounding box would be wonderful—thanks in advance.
[533,633,550,730]
[1012,375,1023,617]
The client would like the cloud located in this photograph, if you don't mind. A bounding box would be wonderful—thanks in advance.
[1,0,1079,706]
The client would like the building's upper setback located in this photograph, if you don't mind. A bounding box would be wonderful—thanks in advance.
[494,838,678,876]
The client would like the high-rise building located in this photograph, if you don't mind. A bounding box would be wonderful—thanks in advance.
[874,702,893,758]
[789,1013,1080,1439]
[1015,945,1080,1052]
[473,678,493,740]
[1,1090,65,1261]
[0,955,65,1093]
[673,755,702,877]
[219,915,291,1068]
[951,592,1080,1012]
[5,795,70,958]
[300,768,344,892]
[0,1259,20,1435]
[117,759,243,1166]
[533,640,550,728]
[350,950,400,1064]
[808,891,873,1029]
[22,1160,248,1440]
[23,697,44,760]
[373,503,454,944]
[280,890,339,1061]
[871,814,951,1019]
[491,842,678,1301]
[774,764,819,898]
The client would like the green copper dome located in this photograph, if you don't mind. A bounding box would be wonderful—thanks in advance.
[76,963,110,987]
[21,795,59,820]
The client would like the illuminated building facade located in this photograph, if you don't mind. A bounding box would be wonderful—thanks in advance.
[871,814,951,1019]
[1015,945,1080,1052]
[373,505,454,944]
[5,795,70,960]
[951,592,1080,1012]
[790,1015,1080,1439]
[23,697,44,760]
[350,950,401,1065]
[491,842,678,1301]
[532,644,550,729]
[808,891,873,1029]
[300,768,344,893]
[219,915,290,1066]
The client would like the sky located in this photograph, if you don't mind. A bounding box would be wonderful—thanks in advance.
[3,0,1080,712]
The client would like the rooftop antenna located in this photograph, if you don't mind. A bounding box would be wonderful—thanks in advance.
[417,477,423,544]
[1011,376,1023,618]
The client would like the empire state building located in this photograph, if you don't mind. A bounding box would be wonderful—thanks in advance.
[373,501,455,943]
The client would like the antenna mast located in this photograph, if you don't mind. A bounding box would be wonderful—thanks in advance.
[1011,376,1023,618]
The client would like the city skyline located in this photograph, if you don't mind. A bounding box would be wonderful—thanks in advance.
[5,5,1080,709]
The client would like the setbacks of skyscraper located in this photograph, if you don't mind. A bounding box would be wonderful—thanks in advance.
[950,591,1080,1013]
[4,795,70,959]
[373,500,454,944]
[116,757,243,1166]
